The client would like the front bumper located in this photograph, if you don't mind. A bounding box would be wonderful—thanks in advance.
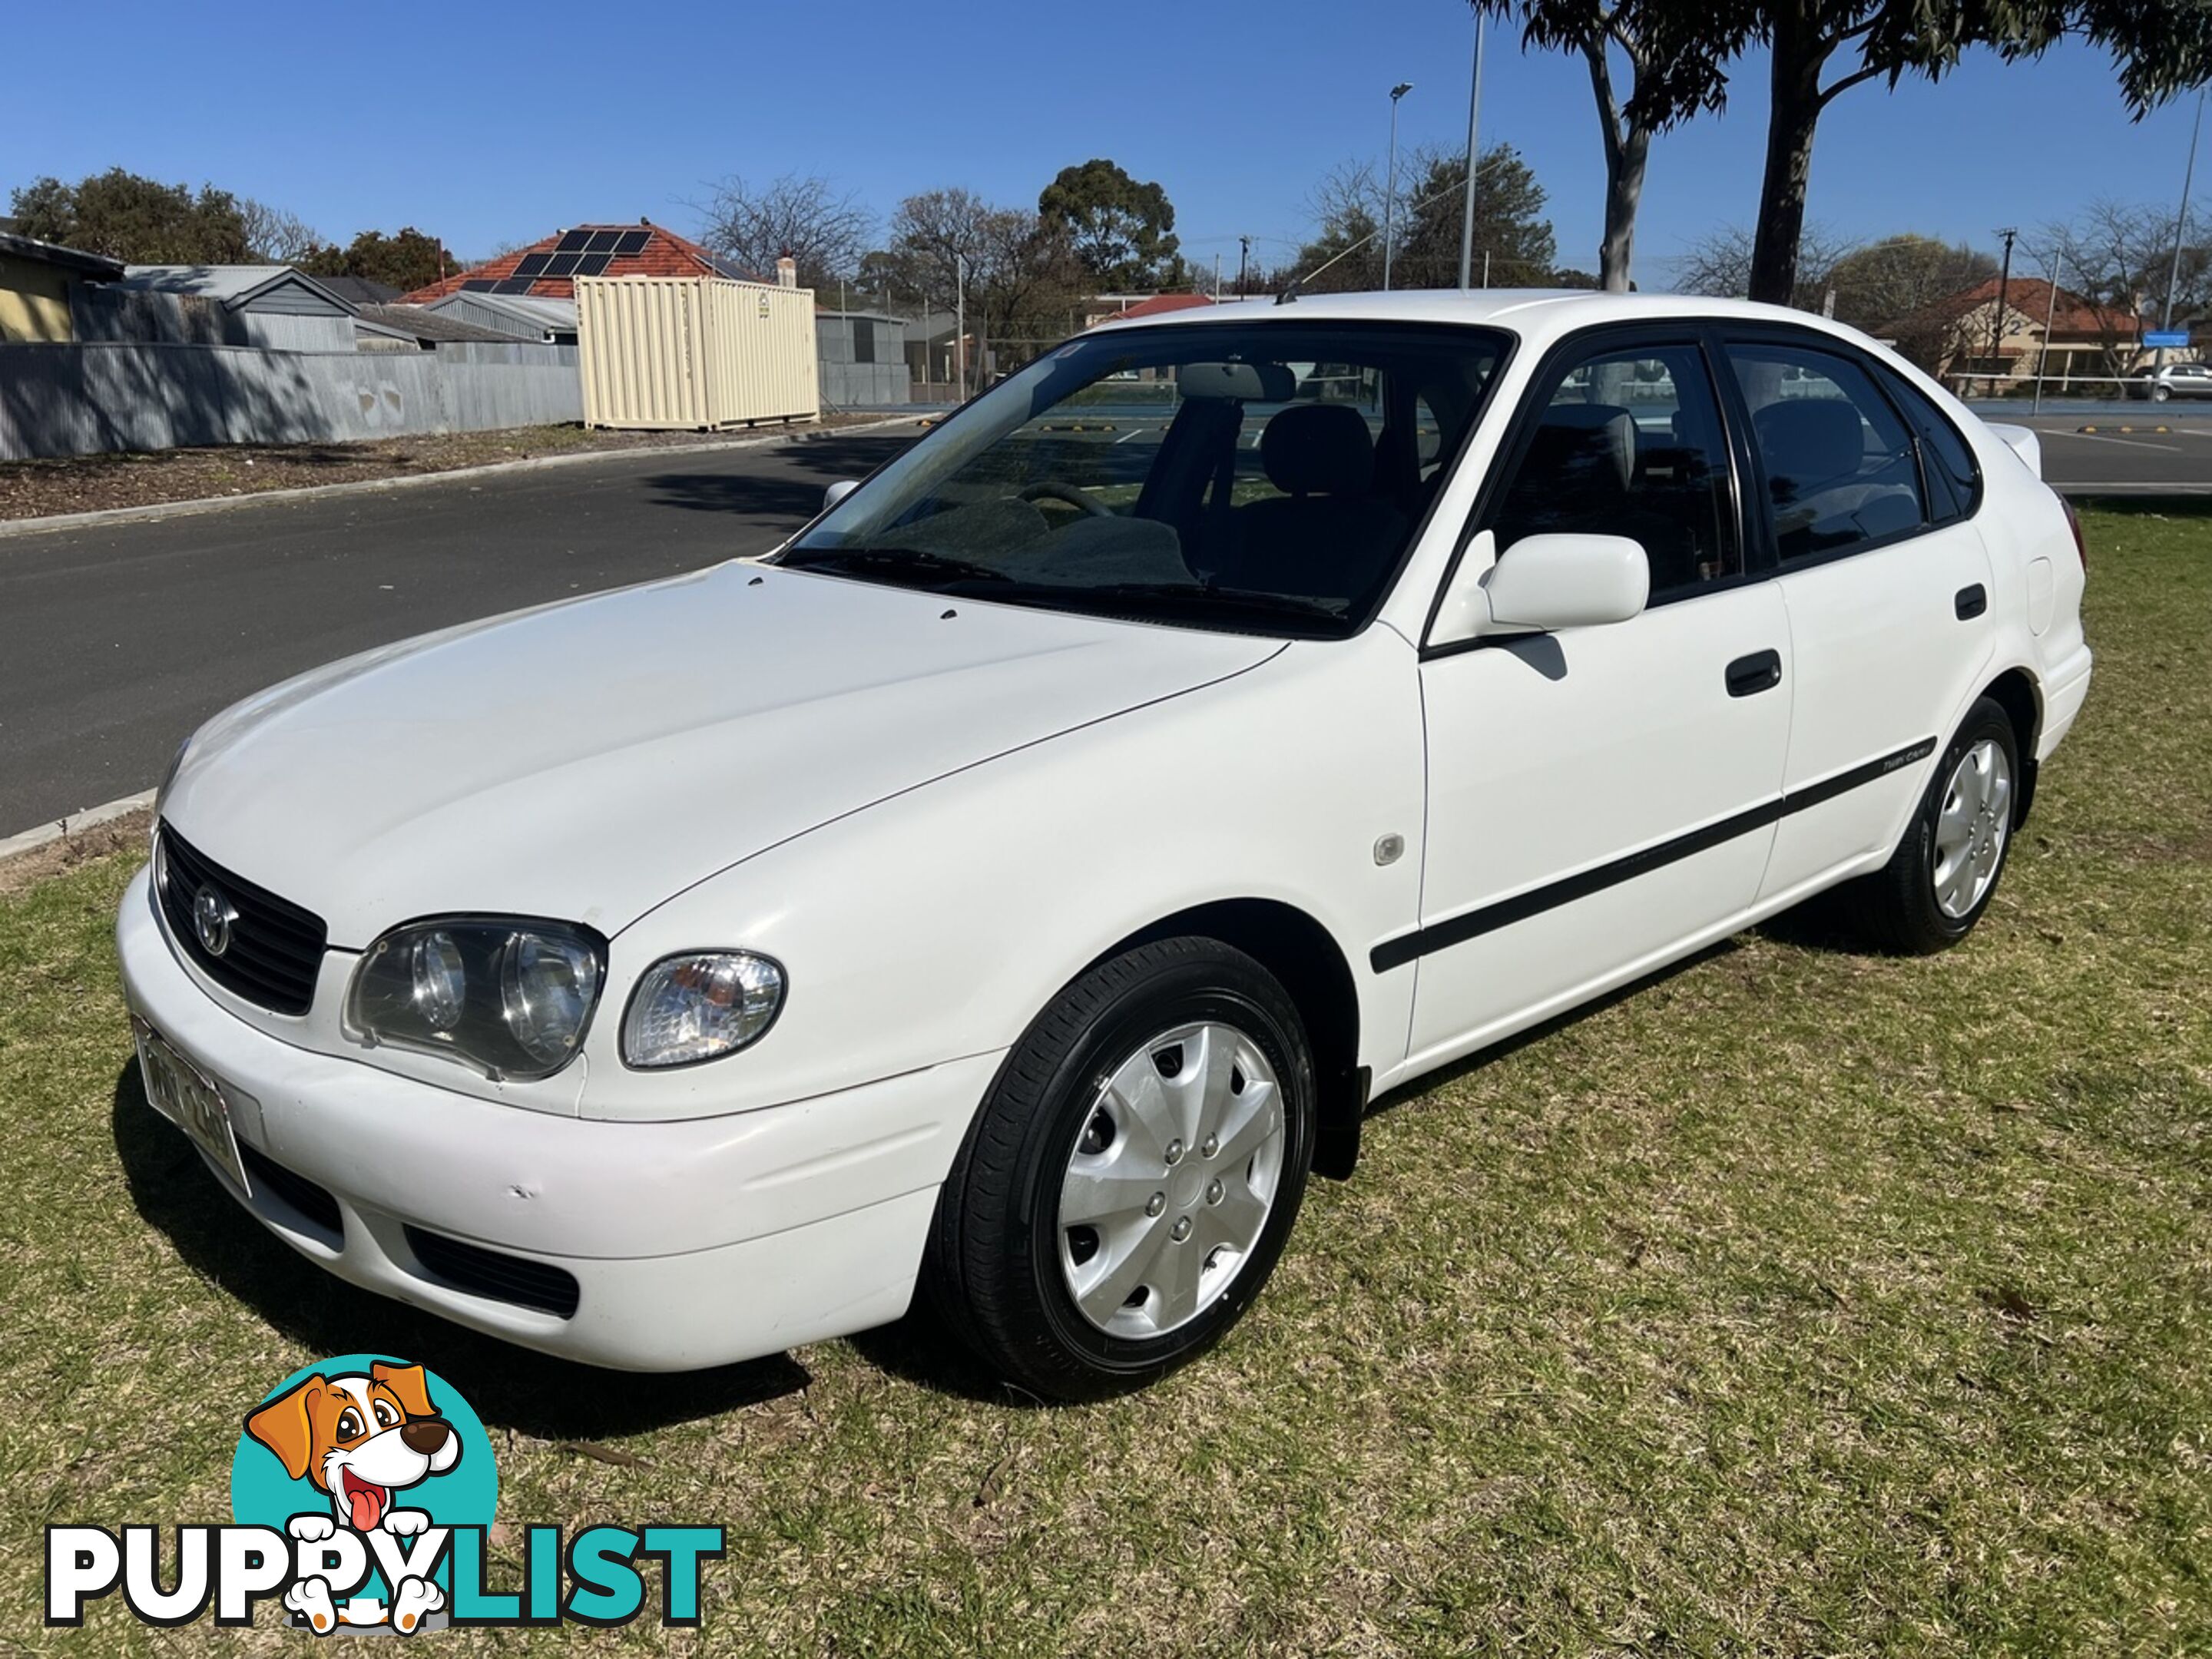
[117,867,997,1371]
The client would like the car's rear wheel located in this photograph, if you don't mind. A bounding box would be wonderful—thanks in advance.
[1841,697,2018,954]
[923,937,1315,1401]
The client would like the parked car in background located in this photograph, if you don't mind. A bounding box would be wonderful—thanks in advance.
[2128,360,2212,400]
[121,291,2091,1401]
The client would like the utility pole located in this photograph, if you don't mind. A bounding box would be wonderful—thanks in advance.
[2159,84,2206,370]
[1237,235,1250,298]
[1214,252,1222,300]
[1383,81,1412,290]
[954,254,967,399]
[2033,246,2065,416]
[1458,18,1485,290]
[1987,227,2017,399]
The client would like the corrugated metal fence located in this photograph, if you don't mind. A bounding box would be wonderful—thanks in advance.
[576,276,817,429]
[0,340,583,459]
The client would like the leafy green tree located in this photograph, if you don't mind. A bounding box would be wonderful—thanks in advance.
[299,227,455,293]
[1038,159,1184,289]
[1473,1,1753,290]
[1747,3,2212,305]
[9,167,252,263]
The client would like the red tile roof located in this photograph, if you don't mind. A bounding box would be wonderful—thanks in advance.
[399,220,753,303]
[1088,293,1216,325]
[1930,276,2128,340]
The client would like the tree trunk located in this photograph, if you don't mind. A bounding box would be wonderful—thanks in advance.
[1600,124,1650,293]
[1747,8,1831,307]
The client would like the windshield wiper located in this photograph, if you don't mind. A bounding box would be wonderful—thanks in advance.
[780,547,1012,586]
[1080,582,1344,624]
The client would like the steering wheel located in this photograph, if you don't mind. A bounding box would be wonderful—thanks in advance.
[1018,480,1114,518]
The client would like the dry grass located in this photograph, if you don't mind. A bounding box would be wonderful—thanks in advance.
[0,504,2204,1654]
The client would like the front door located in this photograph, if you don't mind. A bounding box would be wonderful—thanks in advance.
[1402,333,1793,1073]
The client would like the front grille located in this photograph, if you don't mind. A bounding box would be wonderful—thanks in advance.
[156,826,328,1015]
[405,1227,581,1319]
[238,1142,344,1241]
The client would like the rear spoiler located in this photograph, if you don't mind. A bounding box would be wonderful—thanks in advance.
[1985,422,2042,478]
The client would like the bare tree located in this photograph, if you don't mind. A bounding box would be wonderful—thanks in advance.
[2042,198,2212,376]
[887,189,1085,388]
[239,199,322,265]
[697,173,873,291]
[1672,220,1856,305]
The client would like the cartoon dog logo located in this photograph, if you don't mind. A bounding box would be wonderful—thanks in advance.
[243,1360,460,1634]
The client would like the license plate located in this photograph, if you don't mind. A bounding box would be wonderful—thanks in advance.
[134,1019,251,1197]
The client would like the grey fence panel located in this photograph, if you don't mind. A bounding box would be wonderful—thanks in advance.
[0,342,583,459]
[819,361,911,406]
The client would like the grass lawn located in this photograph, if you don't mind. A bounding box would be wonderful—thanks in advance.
[0,505,2205,1654]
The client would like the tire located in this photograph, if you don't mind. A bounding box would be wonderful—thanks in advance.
[2153,383,2172,402]
[1841,697,2020,954]
[923,937,1316,1402]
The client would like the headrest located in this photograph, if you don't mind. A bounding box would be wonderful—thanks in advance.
[1260,402,1375,496]
[1519,403,1635,504]
[1753,398,1863,486]
[1178,361,1296,402]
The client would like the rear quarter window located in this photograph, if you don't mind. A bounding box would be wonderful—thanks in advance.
[1880,369,1982,525]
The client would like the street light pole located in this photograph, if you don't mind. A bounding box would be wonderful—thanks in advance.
[1458,21,1485,290]
[1383,81,1412,291]
[2158,84,2206,369]
[954,254,967,399]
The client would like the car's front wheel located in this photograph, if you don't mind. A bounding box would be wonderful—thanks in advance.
[2152,382,2173,402]
[923,937,1316,1401]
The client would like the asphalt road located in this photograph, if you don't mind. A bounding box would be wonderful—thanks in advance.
[0,426,925,836]
[5,402,2207,839]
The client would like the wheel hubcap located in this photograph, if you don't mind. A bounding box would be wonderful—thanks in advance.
[1057,1020,1286,1339]
[1932,737,2012,919]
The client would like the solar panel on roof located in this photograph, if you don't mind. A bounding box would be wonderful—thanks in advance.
[494,278,536,295]
[574,253,612,276]
[543,253,581,276]
[513,253,551,276]
[614,230,650,255]
[460,279,496,291]
[555,230,593,253]
[585,230,621,253]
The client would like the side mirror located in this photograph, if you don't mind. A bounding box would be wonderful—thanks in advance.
[823,479,860,512]
[1429,530,1649,647]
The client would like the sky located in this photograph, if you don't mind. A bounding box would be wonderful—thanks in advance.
[4,0,2204,288]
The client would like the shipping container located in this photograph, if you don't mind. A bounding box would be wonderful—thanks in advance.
[575,275,818,429]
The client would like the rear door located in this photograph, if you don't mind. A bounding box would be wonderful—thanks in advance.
[1717,332,1996,902]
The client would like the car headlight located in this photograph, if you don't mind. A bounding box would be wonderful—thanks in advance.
[347,919,604,1080]
[621,952,785,1068]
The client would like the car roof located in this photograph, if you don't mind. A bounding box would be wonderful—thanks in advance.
[1086,286,1888,355]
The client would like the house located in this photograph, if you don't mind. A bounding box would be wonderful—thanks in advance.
[420,290,578,346]
[351,304,533,352]
[102,266,359,352]
[1889,276,2154,390]
[1081,292,1217,328]
[315,275,403,307]
[400,220,751,304]
[0,230,124,342]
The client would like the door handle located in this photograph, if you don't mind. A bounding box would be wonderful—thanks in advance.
[1955,583,1988,620]
[1725,649,1783,697]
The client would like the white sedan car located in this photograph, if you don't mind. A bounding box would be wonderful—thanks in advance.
[120,292,2091,1399]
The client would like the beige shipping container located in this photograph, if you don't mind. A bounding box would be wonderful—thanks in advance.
[575,275,819,429]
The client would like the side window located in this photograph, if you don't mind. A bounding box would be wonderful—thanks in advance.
[1725,341,1928,561]
[1489,341,1742,600]
[1881,369,1981,524]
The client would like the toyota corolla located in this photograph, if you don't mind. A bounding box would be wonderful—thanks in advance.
[120,291,2092,1399]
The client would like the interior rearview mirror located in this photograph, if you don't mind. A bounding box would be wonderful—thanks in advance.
[1429,531,1650,647]
[823,479,860,512]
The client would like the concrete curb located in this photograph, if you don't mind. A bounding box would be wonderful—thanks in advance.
[0,790,155,863]
[0,415,922,542]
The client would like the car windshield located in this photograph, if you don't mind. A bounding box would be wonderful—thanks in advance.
[782,320,1509,637]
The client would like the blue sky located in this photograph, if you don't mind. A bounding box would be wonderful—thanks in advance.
[4,0,2202,286]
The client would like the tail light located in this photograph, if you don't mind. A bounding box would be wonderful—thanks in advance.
[2058,493,2088,572]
